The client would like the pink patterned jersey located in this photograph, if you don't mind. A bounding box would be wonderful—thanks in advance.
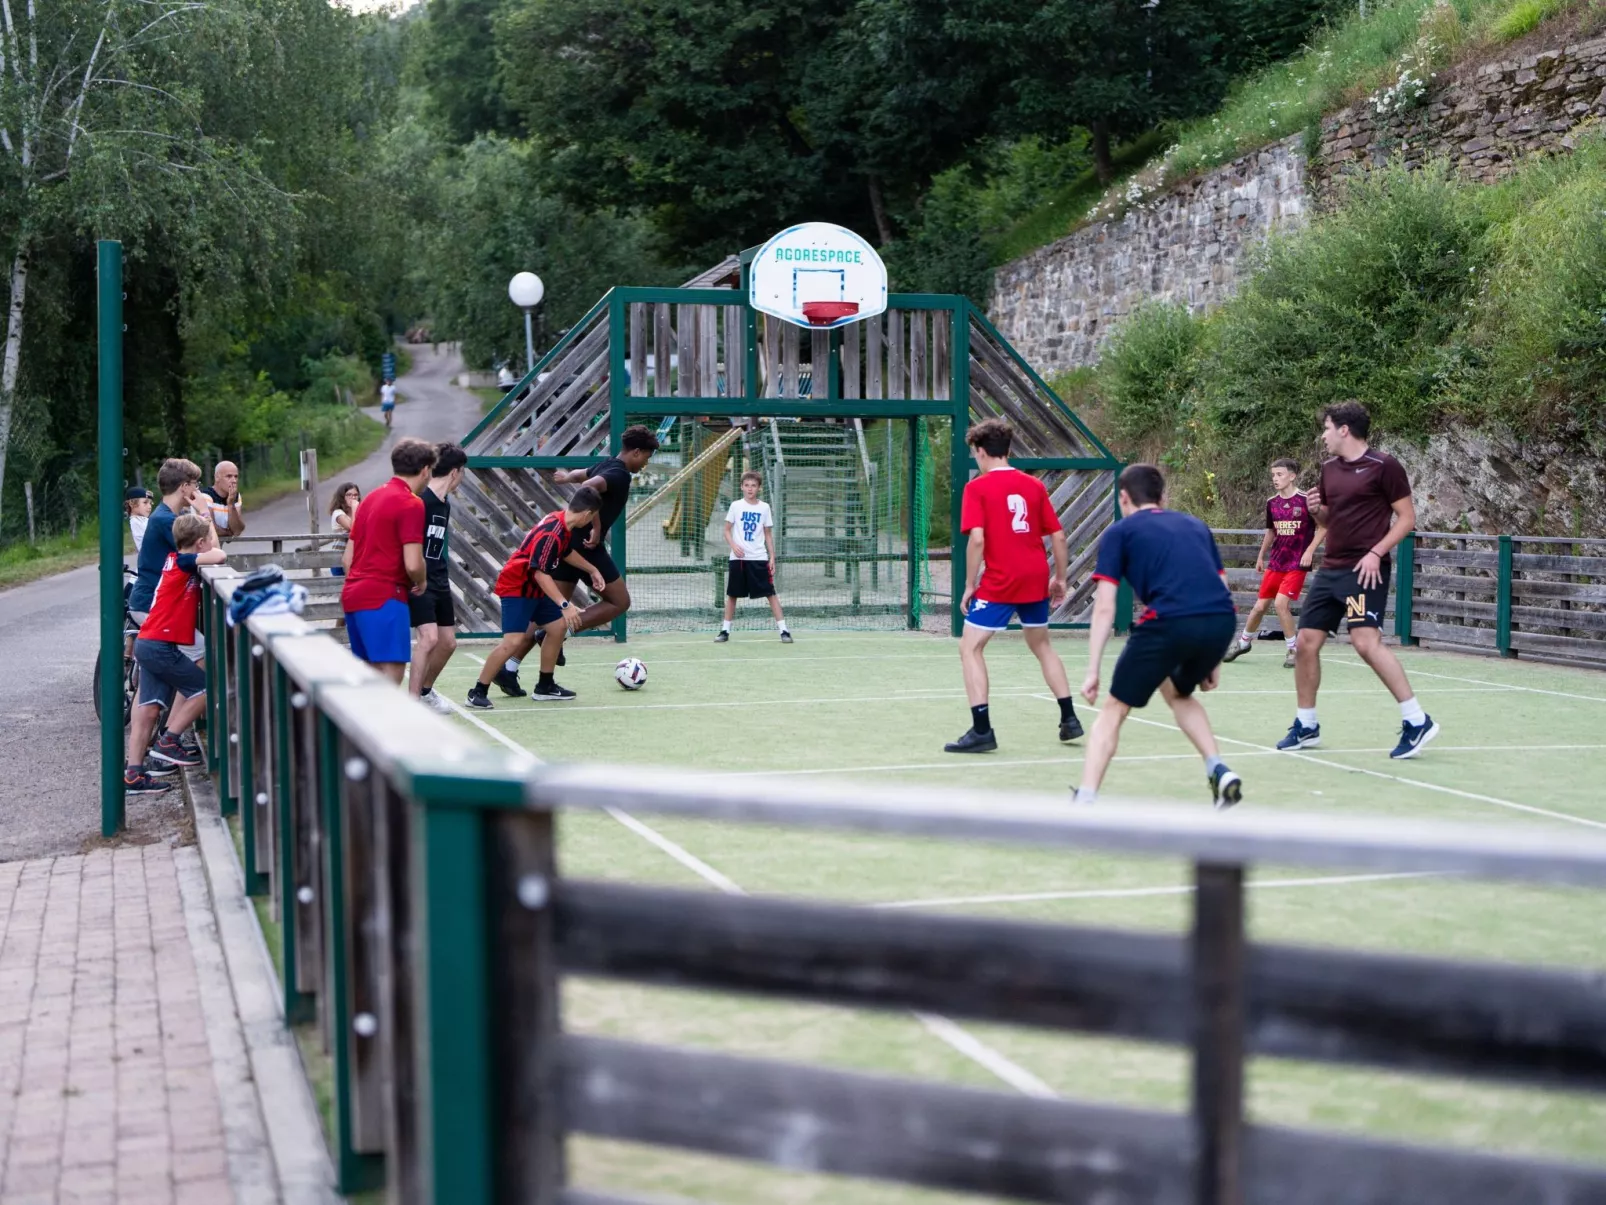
[1266,492,1316,573]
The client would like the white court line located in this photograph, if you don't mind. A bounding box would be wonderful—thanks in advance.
[1035,694,1606,832]
[876,871,1450,911]
[445,677,1056,1099]
[472,688,1048,717]
[1326,656,1606,703]
[725,743,1606,781]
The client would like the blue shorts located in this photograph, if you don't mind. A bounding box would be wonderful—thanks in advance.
[345,599,412,664]
[380,401,395,412]
[499,595,563,635]
[965,598,1050,631]
[134,639,208,710]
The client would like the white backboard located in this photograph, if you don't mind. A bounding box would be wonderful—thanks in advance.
[748,223,888,330]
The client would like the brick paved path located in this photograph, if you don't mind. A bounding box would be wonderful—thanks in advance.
[0,848,236,1205]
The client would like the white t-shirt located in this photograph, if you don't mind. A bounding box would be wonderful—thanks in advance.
[380,383,397,407]
[725,498,773,561]
[330,511,352,547]
[130,514,148,552]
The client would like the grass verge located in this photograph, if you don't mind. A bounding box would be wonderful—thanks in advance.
[239,415,388,510]
[0,524,107,591]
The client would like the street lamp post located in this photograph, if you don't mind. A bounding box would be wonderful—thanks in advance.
[508,271,545,375]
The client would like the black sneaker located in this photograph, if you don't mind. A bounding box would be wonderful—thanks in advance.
[143,759,178,777]
[124,769,170,796]
[780,630,793,644]
[714,630,730,643]
[1059,715,1085,742]
[149,733,202,767]
[1390,716,1440,760]
[177,730,202,757]
[943,728,997,754]
[492,667,526,697]
[531,681,577,702]
[465,687,494,710]
[1221,639,1252,663]
[1209,766,1243,810]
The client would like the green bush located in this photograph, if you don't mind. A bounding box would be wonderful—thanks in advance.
[1196,162,1489,499]
[1490,0,1564,39]
[1474,153,1606,432]
[1098,302,1205,448]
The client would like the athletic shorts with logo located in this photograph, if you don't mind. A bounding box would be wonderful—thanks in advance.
[499,595,563,634]
[408,587,456,629]
[1257,569,1306,600]
[551,541,620,586]
[726,560,776,599]
[134,638,208,710]
[1298,564,1390,634]
[1110,613,1237,709]
[965,598,1050,630]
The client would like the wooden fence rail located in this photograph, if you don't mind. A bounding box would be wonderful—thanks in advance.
[197,564,1606,1205]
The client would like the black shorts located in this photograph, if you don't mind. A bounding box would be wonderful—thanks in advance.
[551,539,621,585]
[1110,613,1237,709]
[1299,564,1390,634]
[726,560,776,599]
[408,586,456,629]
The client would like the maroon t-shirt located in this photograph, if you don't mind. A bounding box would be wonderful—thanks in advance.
[1265,493,1317,574]
[1318,450,1412,570]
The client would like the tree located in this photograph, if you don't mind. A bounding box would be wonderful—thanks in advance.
[418,0,520,143]
[0,0,298,530]
[990,0,1232,182]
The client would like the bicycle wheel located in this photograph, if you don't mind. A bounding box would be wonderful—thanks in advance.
[92,651,103,722]
[123,658,139,728]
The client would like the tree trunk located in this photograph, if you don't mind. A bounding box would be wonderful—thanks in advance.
[867,175,893,247]
[1091,120,1113,185]
[0,244,28,536]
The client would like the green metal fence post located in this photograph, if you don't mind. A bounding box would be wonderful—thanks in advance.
[205,588,222,774]
[1395,532,1416,646]
[319,716,385,1194]
[274,663,313,1024]
[949,300,970,639]
[413,801,494,1205]
[237,624,266,896]
[98,240,125,837]
[607,291,628,644]
[217,604,235,816]
[1497,534,1514,658]
[907,418,919,629]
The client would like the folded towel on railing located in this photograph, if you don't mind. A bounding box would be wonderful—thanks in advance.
[227,565,308,626]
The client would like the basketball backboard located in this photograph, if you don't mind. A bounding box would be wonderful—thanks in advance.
[748,223,888,330]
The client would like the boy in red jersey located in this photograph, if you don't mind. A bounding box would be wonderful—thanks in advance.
[466,487,605,707]
[125,515,227,796]
[944,419,1083,754]
[1222,458,1324,669]
[341,439,436,683]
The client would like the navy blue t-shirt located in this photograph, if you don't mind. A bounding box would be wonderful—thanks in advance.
[1093,508,1234,622]
[130,502,180,613]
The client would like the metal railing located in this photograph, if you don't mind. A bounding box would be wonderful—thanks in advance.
[198,563,1606,1205]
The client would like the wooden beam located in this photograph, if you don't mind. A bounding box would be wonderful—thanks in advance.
[560,1035,1191,1204]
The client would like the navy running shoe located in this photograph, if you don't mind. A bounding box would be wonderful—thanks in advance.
[492,667,526,697]
[1210,766,1243,810]
[1276,718,1321,751]
[1390,716,1440,760]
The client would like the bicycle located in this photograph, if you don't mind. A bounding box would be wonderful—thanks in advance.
[92,568,141,727]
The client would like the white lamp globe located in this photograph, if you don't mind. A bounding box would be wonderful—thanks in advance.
[508,272,545,309]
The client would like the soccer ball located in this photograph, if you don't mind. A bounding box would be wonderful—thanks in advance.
[614,657,647,690]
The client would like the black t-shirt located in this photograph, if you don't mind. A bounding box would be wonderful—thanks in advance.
[589,457,634,536]
[422,487,451,589]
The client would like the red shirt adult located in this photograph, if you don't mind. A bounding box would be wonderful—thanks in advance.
[494,511,574,598]
[959,466,1062,603]
[340,476,425,613]
[138,552,201,644]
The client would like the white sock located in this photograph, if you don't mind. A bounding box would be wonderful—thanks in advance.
[1286,637,1297,650]
[1297,707,1318,727]
[777,619,788,632]
[720,620,731,632]
[1073,787,1098,805]
[1400,696,1426,726]
[1240,629,1253,644]
[505,656,521,672]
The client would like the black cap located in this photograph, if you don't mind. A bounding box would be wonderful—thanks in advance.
[124,486,153,502]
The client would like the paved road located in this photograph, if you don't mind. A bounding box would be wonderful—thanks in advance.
[0,344,481,861]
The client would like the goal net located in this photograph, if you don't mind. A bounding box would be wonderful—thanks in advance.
[617,416,934,633]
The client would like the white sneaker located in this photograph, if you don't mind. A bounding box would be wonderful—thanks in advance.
[419,690,453,715]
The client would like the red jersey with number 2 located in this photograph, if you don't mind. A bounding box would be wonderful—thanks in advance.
[960,467,1062,604]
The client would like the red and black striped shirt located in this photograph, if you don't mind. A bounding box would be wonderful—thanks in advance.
[494,511,573,599]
